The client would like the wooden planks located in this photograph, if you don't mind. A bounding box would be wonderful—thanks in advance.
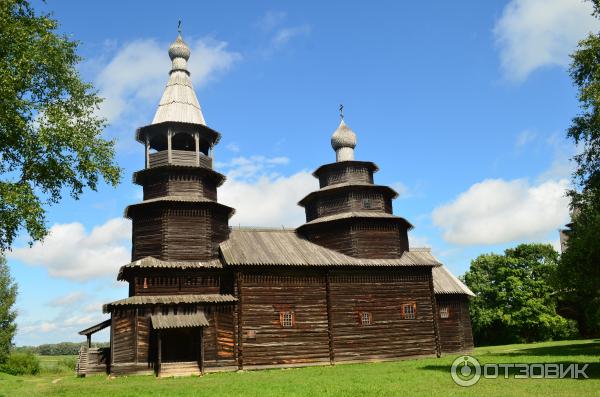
[112,313,136,364]
[329,269,437,361]
[436,295,474,353]
[239,271,330,366]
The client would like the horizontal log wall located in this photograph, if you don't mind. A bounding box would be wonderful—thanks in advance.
[142,171,218,201]
[436,295,474,353]
[239,272,330,366]
[133,273,221,295]
[304,225,355,257]
[329,269,437,361]
[304,220,409,259]
[351,222,407,259]
[131,209,164,260]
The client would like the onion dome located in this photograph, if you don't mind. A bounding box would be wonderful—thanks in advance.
[331,120,357,162]
[168,34,191,74]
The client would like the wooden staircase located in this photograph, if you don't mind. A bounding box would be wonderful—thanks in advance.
[159,362,201,377]
[76,347,88,376]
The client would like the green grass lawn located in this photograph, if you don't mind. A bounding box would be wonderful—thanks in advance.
[0,339,598,397]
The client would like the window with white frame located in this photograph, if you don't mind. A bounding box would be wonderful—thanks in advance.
[402,303,416,319]
[280,311,294,328]
[440,306,450,319]
[360,312,372,326]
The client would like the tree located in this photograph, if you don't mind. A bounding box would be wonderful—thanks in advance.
[556,0,600,337]
[0,0,121,251]
[463,244,576,346]
[0,257,17,364]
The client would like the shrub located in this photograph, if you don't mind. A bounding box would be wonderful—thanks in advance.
[0,352,40,375]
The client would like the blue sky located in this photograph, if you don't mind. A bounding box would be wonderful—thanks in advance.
[8,0,598,345]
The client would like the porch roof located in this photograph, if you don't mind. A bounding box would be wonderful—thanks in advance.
[150,312,209,329]
[78,319,111,336]
[102,294,237,313]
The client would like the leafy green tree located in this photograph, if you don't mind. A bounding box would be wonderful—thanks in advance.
[0,0,121,251]
[0,257,17,364]
[464,244,576,346]
[557,0,600,337]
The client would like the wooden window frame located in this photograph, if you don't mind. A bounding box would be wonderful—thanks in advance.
[359,311,373,326]
[440,306,450,319]
[401,302,417,320]
[279,311,295,328]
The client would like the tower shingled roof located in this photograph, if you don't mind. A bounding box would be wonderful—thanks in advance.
[152,33,206,125]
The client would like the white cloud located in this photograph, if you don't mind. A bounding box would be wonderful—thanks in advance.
[48,292,87,307]
[432,178,570,245]
[515,129,537,147]
[218,155,316,226]
[9,218,131,281]
[409,233,431,248]
[255,11,311,53]
[495,0,600,81]
[271,25,311,48]
[256,11,287,31]
[96,37,241,123]
[226,143,240,153]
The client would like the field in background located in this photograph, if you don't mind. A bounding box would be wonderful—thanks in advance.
[0,339,597,397]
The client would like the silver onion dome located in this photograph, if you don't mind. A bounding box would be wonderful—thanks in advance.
[331,120,357,162]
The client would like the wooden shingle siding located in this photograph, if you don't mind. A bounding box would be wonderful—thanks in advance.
[317,164,374,187]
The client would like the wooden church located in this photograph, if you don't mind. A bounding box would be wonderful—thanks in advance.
[77,32,474,377]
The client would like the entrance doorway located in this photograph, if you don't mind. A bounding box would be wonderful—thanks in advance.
[160,327,201,363]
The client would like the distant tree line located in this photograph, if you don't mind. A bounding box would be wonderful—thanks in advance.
[13,342,109,356]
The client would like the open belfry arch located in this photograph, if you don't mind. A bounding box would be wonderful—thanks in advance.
[78,30,474,377]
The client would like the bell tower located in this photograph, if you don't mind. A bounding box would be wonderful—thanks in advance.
[126,32,234,261]
[297,113,412,258]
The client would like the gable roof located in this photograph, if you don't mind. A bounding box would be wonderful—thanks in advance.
[220,228,440,267]
[432,266,475,296]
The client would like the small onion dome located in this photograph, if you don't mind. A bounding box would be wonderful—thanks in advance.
[331,120,357,162]
[331,120,357,150]
[168,34,191,61]
[168,34,191,74]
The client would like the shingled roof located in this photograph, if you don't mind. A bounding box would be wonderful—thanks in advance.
[117,256,223,281]
[103,294,237,313]
[150,313,209,329]
[220,228,440,267]
[432,266,475,296]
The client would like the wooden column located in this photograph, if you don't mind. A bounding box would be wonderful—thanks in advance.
[157,330,162,375]
[236,271,243,370]
[87,334,91,348]
[167,129,172,164]
[325,270,335,364]
[134,309,138,364]
[199,328,204,375]
[145,136,150,168]
[428,269,441,357]
[194,132,200,166]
